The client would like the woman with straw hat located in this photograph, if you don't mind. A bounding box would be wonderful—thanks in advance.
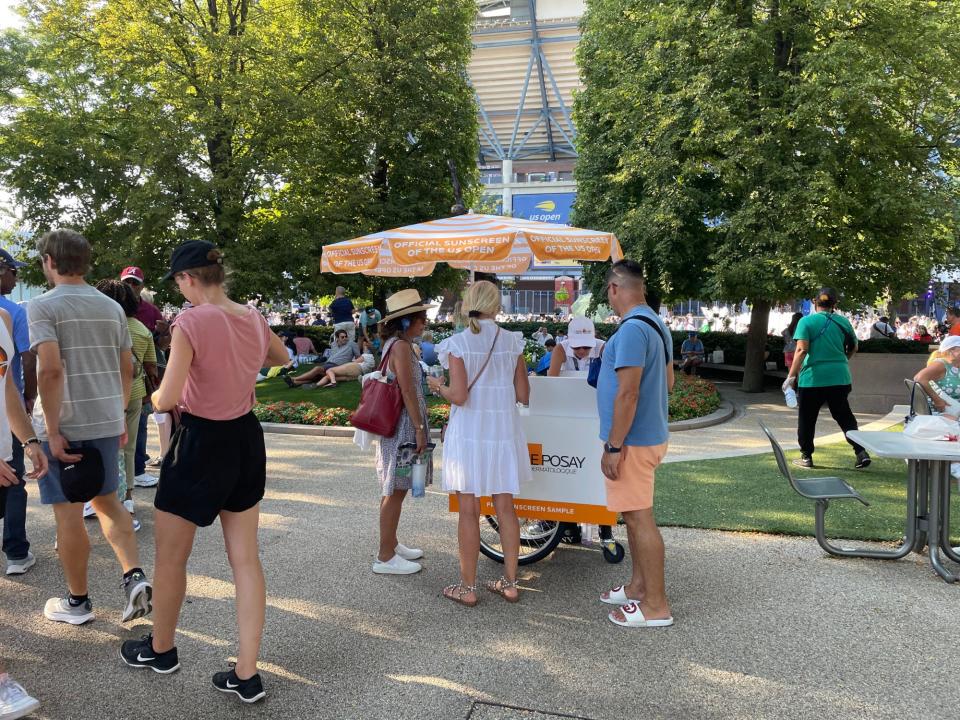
[372,289,435,575]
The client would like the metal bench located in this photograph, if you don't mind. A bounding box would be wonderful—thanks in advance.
[758,421,884,558]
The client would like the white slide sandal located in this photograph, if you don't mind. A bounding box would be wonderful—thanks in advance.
[600,585,641,606]
[608,602,674,628]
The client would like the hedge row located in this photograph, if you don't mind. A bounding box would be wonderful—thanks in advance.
[272,323,933,364]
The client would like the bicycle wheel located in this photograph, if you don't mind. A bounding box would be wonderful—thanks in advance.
[479,516,564,565]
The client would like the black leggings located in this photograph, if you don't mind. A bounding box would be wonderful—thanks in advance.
[797,384,865,456]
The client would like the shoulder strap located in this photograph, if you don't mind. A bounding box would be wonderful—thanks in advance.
[468,326,501,392]
[378,337,400,372]
[622,314,671,364]
[821,313,856,347]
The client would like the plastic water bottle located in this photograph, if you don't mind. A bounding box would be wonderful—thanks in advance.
[784,386,798,409]
[428,365,444,395]
[581,523,598,547]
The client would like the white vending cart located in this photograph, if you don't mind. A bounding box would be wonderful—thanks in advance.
[449,377,624,565]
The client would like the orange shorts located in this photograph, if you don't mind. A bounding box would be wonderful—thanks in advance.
[604,442,669,512]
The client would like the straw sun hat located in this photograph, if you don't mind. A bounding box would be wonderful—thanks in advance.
[380,289,436,324]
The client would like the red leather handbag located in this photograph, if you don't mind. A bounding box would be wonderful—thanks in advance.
[350,340,404,437]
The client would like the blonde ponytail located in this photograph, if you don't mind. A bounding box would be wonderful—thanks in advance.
[461,280,501,334]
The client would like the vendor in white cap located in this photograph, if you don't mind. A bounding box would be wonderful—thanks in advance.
[914,335,960,415]
[548,317,605,376]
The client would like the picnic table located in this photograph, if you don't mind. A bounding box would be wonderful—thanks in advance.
[846,430,960,583]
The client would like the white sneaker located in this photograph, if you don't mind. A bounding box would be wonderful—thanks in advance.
[122,499,141,531]
[82,502,96,518]
[372,555,422,575]
[6,551,35,576]
[0,674,40,719]
[395,543,424,561]
[123,499,135,514]
[134,473,158,488]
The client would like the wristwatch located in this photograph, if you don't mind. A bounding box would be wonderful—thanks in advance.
[604,442,622,454]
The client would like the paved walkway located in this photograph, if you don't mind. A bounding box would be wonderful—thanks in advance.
[666,381,897,462]
[1,393,954,720]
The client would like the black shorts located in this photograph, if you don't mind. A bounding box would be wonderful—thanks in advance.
[154,411,266,527]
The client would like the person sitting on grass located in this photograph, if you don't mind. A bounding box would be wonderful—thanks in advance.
[282,330,361,388]
[288,338,376,389]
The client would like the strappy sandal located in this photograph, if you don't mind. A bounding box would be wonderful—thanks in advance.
[485,576,520,603]
[442,583,478,607]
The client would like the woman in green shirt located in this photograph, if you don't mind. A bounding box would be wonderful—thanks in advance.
[96,280,157,519]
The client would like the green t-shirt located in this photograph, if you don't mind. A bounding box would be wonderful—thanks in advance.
[128,317,157,403]
[793,311,856,388]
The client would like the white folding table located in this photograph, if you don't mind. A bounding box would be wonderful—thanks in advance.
[846,430,960,582]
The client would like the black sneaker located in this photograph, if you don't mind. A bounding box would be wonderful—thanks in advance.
[855,451,871,469]
[792,454,813,468]
[120,634,180,674]
[213,666,266,704]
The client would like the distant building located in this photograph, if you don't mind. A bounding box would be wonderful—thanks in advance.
[472,0,586,313]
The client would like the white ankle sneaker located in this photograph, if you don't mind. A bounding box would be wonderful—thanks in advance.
[134,473,158,488]
[395,543,424,561]
[82,502,96,519]
[372,555,422,575]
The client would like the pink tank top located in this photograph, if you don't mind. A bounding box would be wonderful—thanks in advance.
[172,304,272,420]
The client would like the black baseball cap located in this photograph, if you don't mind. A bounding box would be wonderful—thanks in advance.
[161,240,220,282]
[817,287,838,306]
[0,248,25,269]
[59,447,105,503]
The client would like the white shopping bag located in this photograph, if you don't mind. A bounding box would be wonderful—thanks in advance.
[152,412,173,457]
[903,415,960,442]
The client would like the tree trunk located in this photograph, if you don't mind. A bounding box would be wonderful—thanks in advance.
[742,299,771,393]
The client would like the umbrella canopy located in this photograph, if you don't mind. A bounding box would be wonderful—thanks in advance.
[320,213,623,277]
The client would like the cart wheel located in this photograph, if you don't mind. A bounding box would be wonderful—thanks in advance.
[480,516,563,565]
[602,541,625,564]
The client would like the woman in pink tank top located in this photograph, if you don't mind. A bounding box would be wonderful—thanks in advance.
[120,241,287,702]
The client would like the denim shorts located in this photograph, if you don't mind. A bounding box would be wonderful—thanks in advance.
[38,436,121,505]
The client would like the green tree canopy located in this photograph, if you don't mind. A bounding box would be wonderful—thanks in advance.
[574,0,960,390]
[0,0,477,303]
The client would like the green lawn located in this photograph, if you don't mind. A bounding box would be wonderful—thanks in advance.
[656,439,960,543]
[256,364,446,408]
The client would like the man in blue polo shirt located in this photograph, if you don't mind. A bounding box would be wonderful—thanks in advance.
[329,286,356,343]
[0,247,37,576]
[596,259,674,629]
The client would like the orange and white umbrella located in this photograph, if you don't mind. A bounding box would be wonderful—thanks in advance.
[320,213,623,277]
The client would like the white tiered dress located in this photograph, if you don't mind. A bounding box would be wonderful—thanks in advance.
[437,320,531,496]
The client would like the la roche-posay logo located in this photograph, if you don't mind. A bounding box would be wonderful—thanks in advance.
[528,443,586,474]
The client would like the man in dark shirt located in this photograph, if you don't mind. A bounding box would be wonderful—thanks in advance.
[120,266,163,332]
[329,286,355,343]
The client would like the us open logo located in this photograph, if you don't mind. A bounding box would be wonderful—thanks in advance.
[528,443,586,474]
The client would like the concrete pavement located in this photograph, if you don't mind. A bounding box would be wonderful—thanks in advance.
[665,381,898,462]
[2,404,958,719]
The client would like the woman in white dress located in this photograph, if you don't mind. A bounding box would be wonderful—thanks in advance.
[428,281,530,606]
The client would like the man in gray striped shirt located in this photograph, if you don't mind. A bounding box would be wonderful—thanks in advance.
[29,229,152,626]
